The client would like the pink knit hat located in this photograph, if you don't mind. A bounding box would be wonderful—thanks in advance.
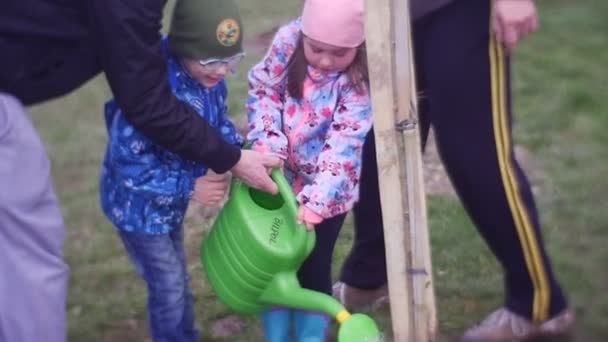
[301,0,365,48]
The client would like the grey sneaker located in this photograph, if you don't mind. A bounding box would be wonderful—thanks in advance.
[462,307,575,341]
[332,281,389,311]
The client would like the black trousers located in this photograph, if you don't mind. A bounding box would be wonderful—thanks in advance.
[298,213,347,295]
[340,0,567,322]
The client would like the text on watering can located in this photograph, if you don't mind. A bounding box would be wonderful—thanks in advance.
[269,217,284,244]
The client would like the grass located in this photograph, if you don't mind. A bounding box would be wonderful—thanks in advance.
[26,0,607,340]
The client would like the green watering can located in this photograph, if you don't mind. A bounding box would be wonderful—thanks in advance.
[201,169,381,341]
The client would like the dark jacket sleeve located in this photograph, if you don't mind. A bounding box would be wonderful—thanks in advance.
[86,0,240,173]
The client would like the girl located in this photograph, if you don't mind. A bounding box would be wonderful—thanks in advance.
[99,0,244,340]
[246,0,372,340]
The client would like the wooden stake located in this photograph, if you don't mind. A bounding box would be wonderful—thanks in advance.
[364,0,436,340]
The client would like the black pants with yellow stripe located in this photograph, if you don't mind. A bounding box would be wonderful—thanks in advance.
[340,0,567,322]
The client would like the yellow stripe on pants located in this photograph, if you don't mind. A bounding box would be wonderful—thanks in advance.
[489,35,551,322]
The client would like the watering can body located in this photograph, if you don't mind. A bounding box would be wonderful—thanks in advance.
[201,170,316,314]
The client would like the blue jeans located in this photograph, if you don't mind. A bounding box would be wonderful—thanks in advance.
[119,226,199,342]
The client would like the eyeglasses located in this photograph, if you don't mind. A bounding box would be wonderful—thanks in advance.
[199,52,245,72]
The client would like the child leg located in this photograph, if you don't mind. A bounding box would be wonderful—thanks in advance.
[298,214,346,294]
[294,310,331,342]
[262,307,293,342]
[296,214,347,340]
[119,226,199,342]
[169,225,199,340]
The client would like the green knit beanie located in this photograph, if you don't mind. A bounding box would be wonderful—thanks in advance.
[168,0,243,61]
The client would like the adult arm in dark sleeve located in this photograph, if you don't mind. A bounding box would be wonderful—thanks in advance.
[87,0,240,173]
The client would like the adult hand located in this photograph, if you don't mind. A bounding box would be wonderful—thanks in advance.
[192,173,230,206]
[231,149,281,194]
[492,0,539,54]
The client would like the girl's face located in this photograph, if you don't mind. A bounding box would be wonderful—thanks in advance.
[302,36,358,73]
[180,58,230,88]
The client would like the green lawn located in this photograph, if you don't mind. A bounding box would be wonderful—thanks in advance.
[27,0,607,340]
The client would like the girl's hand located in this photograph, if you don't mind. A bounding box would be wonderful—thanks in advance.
[297,205,323,231]
[493,0,539,54]
[192,173,230,206]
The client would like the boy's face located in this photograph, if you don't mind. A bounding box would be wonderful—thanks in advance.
[181,58,229,88]
[303,36,357,73]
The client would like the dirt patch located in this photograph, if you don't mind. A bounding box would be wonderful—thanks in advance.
[210,315,248,338]
[100,319,150,342]
[422,130,455,196]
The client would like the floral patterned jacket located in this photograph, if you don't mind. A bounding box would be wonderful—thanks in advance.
[247,20,373,218]
[100,38,243,234]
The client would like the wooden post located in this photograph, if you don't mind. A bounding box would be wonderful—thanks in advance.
[364,0,437,341]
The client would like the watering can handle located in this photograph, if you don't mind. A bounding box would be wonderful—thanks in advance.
[270,169,299,218]
[270,169,316,256]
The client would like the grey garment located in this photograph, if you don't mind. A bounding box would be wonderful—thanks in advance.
[0,93,69,342]
[411,0,456,20]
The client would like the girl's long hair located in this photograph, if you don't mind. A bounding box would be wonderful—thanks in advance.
[285,34,369,100]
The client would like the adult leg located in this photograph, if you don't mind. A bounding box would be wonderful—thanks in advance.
[0,93,69,342]
[421,0,568,327]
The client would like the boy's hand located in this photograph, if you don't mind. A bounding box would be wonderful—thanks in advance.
[192,173,230,206]
[493,0,539,54]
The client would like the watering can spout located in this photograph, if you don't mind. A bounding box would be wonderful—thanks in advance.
[260,272,344,317]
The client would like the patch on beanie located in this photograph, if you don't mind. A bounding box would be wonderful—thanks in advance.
[216,19,240,47]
